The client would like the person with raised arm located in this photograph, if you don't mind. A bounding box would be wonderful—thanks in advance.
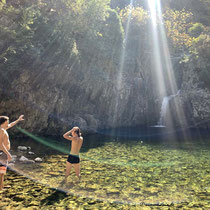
[0,115,24,190]
[63,126,83,183]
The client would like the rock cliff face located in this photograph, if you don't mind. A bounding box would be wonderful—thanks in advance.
[1,52,210,136]
[165,63,210,128]
[0,55,159,135]
[0,59,209,135]
[0,0,209,136]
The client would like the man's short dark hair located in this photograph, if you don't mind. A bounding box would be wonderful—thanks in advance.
[0,116,9,125]
[74,127,82,137]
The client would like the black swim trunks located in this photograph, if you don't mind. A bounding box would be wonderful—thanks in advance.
[67,154,80,164]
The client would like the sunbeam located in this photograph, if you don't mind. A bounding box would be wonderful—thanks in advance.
[111,0,134,126]
[147,0,190,137]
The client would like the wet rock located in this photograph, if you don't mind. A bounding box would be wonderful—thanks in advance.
[19,156,35,164]
[34,157,43,162]
[17,146,27,151]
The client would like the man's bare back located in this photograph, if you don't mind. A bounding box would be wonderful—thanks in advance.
[70,136,83,155]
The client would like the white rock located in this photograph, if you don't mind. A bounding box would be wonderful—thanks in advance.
[19,156,35,164]
[19,156,28,161]
[28,151,35,155]
[34,157,42,162]
[17,146,27,151]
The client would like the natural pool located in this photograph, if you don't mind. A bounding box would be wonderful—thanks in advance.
[2,127,210,208]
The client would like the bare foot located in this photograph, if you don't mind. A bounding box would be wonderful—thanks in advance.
[76,176,81,183]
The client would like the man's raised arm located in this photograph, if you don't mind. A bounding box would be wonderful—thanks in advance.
[63,129,74,141]
[6,115,24,130]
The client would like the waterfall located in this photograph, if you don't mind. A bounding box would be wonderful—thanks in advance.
[157,90,180,126]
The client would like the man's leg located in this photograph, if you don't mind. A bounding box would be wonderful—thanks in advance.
[0,174,4,190]
[65,161,72,182]
[73,163,81,181]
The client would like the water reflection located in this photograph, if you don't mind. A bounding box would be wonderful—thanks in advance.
[12,126,210,155]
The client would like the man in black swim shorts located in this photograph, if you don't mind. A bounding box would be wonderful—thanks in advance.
[63,127,83,182]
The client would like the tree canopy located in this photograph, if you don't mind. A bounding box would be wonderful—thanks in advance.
[0,0,209,88]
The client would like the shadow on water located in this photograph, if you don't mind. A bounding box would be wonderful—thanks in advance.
[40,190,67,206]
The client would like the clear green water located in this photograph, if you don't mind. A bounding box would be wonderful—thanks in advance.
[9,129,210,208]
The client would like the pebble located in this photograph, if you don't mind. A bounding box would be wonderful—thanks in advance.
[34,157,42,162]
[17,146,27,151]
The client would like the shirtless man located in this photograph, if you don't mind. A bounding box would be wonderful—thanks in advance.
[63,127,83,182]
[0,115,24,190]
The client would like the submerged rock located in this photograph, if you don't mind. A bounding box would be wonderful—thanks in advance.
[19,156,35,164]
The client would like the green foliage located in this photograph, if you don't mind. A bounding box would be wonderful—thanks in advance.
[166,0,210,26]
[0,0,121,69]
[0,0,38,76]
[188,23,205,38]
[0,0,6,10]
[0,0,209,89]
[191,34,210,88]
[119,6,150,59]
[120,5,149,26]
[163,9,194,51]
[99,9,124,63]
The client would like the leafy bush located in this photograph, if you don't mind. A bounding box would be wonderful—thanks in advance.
[191,34,210,88]
[188,23,205,38]
[163,9,193,51]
